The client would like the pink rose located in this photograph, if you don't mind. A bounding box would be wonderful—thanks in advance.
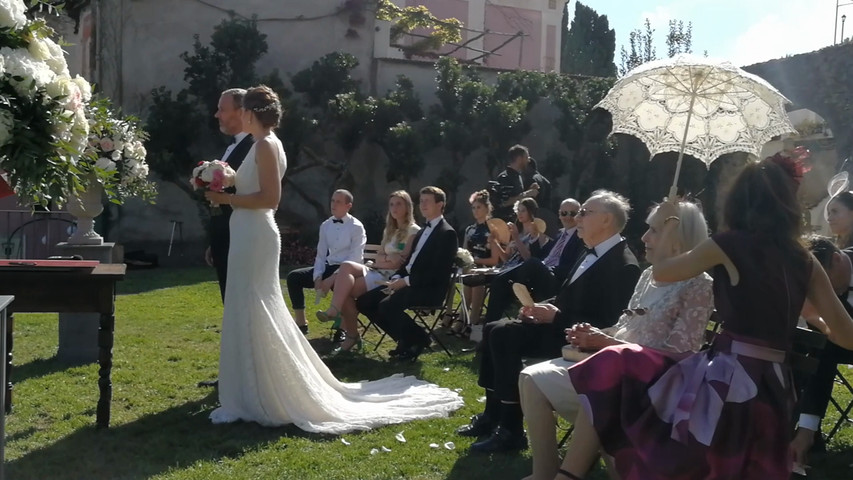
[99,138,115,151]
[209,169,224,192]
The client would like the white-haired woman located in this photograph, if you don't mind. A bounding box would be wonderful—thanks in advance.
[519,201,714,480]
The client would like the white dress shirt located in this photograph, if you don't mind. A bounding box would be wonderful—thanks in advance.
[569,233,623,284]
[400,215,443,286]
[313,213,367,280]
[222,132,250,163]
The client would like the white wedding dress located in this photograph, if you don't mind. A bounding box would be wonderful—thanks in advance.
[209,133,463,433]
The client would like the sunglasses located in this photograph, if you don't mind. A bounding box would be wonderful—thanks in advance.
[577,208,604,218]
[559,210,578,218]
[622,308,648,317]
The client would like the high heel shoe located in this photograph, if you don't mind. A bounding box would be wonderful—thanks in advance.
[316,305,341,324]
[330,336,363,356]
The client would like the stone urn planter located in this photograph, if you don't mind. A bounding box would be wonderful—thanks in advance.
[66,178,104,245]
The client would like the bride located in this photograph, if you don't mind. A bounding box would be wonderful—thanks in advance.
[203,86,463,433]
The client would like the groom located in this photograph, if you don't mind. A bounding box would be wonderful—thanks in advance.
[356,186,458,362]
[199,88,253,388]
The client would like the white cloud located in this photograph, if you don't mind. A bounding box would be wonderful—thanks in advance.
[728,1,838,66]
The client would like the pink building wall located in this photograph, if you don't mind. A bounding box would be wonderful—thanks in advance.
[483,4,542,70]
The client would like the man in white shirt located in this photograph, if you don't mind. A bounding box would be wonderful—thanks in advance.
[287,189,366,335]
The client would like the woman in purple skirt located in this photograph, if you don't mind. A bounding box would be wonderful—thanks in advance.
[540,153,853,480]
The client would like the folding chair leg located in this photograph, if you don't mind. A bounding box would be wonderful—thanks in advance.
[826,368,853,442]
[557,424,574,448]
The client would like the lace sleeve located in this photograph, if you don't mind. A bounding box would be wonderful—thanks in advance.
[661,274,714,353]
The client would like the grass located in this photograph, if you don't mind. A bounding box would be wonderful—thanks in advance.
[3,267,853,479]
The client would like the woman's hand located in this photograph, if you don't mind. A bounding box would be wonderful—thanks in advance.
[508,222,519,239]
[519,303,559,324]
[204,191,231,206]
[566,324,617,350]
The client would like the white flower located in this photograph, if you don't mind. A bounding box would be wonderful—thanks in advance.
[46,75,84,112]
[72,75,91,102]
[130,161,148,179]
[0,0,27,29]
[110,149,121,161]
[0,47,55,95]
[27,37,51,62]
[0,109,14,148]
[199,165,215,182]
[95,157,116,171]
[39,36,68,76]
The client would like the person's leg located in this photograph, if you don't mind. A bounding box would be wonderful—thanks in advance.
[483,269,518,323]
[322,262,365,319]
[469,285,486,325]
[558,407,602,479]
[331,297,363,354]
[458,321,503,436]
[285,266,315,329]
[520,371,560,480]
[356,287,399,342]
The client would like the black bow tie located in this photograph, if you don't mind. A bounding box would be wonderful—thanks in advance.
[332,219,344,224]
[425,221,432,229]
[229,136,237,145]
[584,246,598,257]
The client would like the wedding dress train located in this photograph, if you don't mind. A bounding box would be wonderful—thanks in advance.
[209,133,463,433]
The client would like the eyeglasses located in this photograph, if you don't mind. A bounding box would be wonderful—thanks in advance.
[577,208,601,218]
[559,210,578,218]
[622,308,648,317]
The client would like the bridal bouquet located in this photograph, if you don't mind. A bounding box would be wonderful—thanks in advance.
[1,0,92,205]
[190,160,236,192]
[454,247,475,270]
[81,99,156,203]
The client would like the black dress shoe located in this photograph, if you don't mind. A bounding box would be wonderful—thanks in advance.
[469,426,528,453]
[456,413,495,437]
[393,339,429,362]
[332,328,346,343]
[298,324,309,335]
[197,379,218,388]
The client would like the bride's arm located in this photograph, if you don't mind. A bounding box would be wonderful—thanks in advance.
[208,139,281,210]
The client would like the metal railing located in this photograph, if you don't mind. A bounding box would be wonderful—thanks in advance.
[0,210,76,259]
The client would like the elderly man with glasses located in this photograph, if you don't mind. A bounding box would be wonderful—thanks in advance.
[458,190,641,453]
[481,198,584,325]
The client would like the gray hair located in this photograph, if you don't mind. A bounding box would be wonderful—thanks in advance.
[333,189,353,204]
[587,189,631,232]
[648,201,709,252]
[221,88,247,108]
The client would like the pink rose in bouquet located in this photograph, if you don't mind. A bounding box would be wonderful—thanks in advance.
[190,160,236,192]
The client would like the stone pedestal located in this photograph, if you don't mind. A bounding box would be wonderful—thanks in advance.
[55,243,115,364]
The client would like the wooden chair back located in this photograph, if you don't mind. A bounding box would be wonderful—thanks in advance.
[363,244,382,262]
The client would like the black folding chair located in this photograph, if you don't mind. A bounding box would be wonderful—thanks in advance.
[825,367,853,442]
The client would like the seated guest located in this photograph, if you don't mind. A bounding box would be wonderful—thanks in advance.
[317,190,419,354]
[356,186,458,362]
[457,190,503,331]
[286,189,366,336]
[482,198,583,325]
[457,190,641,453]
[791,235,853,463]
[496,197,552,270]
[519,201,713,480]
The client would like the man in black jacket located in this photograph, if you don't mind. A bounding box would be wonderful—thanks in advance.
[459,190,641,453]
[199,88,254,388]
[206,88,254,301]
[356,186,458,362]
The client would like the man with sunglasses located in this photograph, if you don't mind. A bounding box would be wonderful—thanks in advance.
[481,199,584,325]
[459,190,640,453]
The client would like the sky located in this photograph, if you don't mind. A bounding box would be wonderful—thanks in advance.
[567,0,851,67]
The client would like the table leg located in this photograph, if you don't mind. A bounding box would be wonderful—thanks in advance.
[4,312,12,414]
[96,311,114,429]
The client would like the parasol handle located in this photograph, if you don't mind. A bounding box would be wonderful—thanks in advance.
[670,93,697,202]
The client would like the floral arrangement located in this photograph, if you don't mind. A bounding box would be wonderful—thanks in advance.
[81,98,156,203]
[0,0,92,205]
[455,247,475,269]
[190,160,236,192]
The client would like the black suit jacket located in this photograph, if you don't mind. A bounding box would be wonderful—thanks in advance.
[550,239,640,330]
[396,217,458,291]
[209,134,254,239]
[551,230,583,284]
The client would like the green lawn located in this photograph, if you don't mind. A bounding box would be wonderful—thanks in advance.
[3,267,853,479]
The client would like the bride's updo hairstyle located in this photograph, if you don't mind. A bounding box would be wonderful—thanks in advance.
[243,85,282,128]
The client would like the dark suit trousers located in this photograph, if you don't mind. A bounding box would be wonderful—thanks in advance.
[483,259,558,323]
[800,340,853,420]
[356,285,442,346]
[477,318,565,402]
[209,214,231,302]
[286,264,340,310]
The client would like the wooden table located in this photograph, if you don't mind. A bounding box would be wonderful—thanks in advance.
[0,264,125,429]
